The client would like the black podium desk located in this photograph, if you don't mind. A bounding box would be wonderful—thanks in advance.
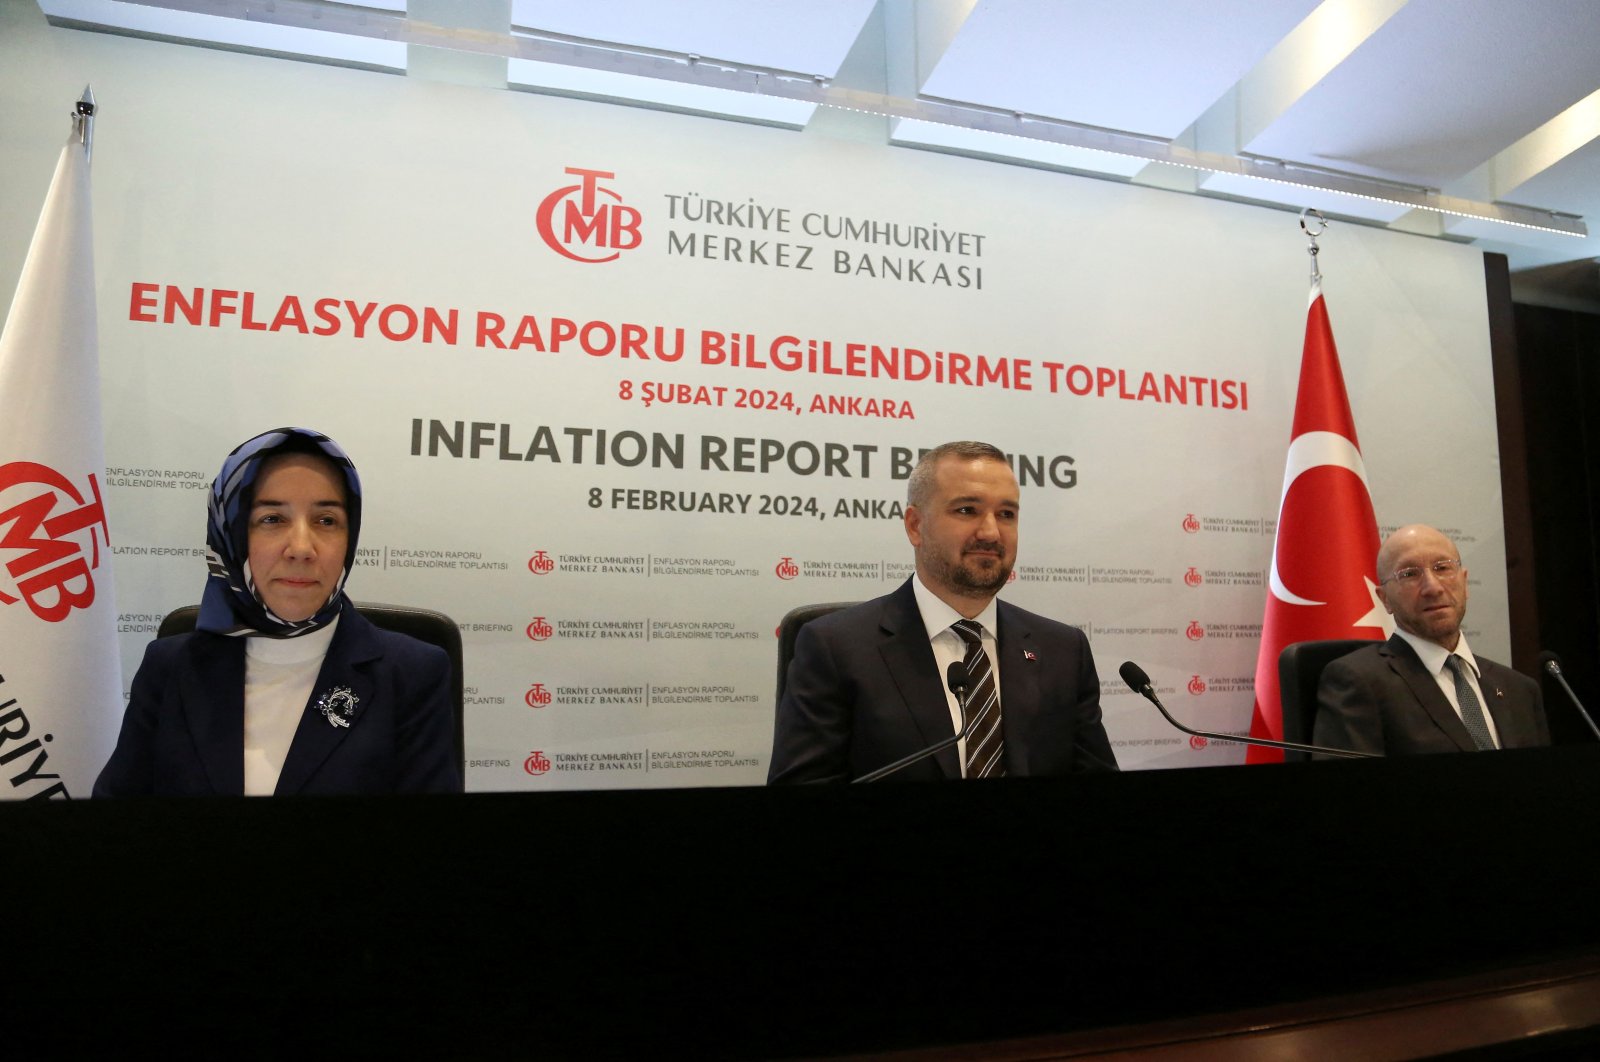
[8,747,1599,1058]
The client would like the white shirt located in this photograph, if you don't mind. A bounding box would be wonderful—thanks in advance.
[243,617,339,795]
[1393,628,1501,748]
[911,575,1001,778]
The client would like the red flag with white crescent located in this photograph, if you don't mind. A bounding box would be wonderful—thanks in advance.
[1247,283,1387,763]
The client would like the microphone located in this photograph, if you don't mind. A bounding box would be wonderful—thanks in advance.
[1119,660,1379,760]
[854,662,977,783]
[1539,651,1600,742]
[947,660,968,705]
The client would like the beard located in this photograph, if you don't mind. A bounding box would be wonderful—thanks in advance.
[923,544,1012,597]
[1400,599,1467,645]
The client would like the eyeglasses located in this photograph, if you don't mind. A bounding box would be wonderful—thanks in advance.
[1382,559,1463,585]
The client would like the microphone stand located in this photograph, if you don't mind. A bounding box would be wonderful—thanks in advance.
[855,663,977,783]
[1121,663,1380,760]
[1542,654,1600,742]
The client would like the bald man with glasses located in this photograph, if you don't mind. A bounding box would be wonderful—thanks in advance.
[1314,524,1550,756]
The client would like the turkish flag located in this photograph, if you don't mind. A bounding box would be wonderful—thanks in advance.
[1247,283,1387,763]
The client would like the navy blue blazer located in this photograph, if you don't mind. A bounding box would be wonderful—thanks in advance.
[768,579,1118,783]
[94,601,461,796]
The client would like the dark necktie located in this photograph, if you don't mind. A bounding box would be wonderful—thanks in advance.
[1444,654,1496,751]
[952,620,1005,778]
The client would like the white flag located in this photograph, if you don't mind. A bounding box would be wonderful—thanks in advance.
[0,127,121,799]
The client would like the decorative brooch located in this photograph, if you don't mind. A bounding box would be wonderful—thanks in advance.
[316,686,359,729]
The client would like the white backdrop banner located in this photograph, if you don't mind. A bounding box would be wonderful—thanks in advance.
[0,27,1509,790]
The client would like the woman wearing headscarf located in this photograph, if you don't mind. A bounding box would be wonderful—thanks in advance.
[95,427,461,795]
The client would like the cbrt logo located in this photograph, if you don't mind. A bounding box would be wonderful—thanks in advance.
[528,550,555,575]
[526,617,553,641]
[537,167,642,263]
[526,683,552,708]
[774,557,798,580]
[524,750,552,775]
[0,461,111,622]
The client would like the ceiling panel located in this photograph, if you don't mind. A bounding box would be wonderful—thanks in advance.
[509,0,878,76]
[38,0,406,67]
[1241,0,1600,187]
[1501,139,1600,219]
[920,0,1322,137]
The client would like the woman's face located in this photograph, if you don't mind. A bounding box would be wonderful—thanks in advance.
[246,453,349,622]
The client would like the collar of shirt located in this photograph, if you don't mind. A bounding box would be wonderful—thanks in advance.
[911,574,999,643]
[1393,627,1500,747]
[1394,627,1479,680]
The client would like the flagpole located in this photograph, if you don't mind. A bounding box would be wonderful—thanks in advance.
[74,85,96,163]
[0,89,122,796]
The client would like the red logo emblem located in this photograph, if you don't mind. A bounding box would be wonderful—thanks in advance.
[1189,735,1208,750]
[1006,568,1018,583]
[1184,566,1202,587]
[774,557,799,580]
[1187,675,1207,695]
[525,683,552,708]
[1185,621,1205,641]
[0,462,111,622]
[523,750,552,775]
[536,167,642,263]
[527,550,555,575]
[1182,513,1200,534]
[526,617,553,641]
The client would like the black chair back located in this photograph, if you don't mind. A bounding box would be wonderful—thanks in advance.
[158,602,465,771]
[775,602,857,704]
[1277,638,1377,761]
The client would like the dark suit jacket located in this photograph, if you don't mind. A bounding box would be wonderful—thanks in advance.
[1313,634,1550,756]
[94,602,462,796]
[768,579,1118,782]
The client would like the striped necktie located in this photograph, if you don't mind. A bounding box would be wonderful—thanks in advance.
[1444,654,1496,751]
[952,620,1005,778]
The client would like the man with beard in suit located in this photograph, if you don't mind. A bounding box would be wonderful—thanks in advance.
[768,440,1117,783]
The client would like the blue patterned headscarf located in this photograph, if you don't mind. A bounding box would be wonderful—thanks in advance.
[196,427,363,637]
